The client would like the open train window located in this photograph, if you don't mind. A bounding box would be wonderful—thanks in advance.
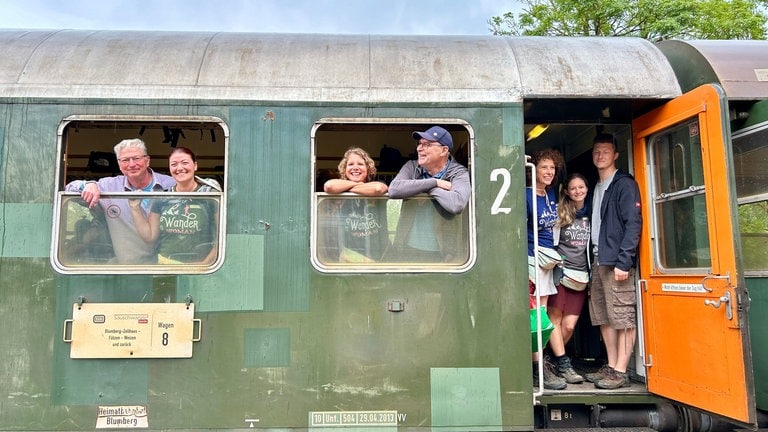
[733,121,768,274]
[310,119,475,273]
[51,116,227,274]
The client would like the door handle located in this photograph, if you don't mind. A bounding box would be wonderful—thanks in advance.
[704,290,732,320]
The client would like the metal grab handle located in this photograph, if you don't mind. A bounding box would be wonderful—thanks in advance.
[704,291,732,320]
[637,279,652,367]
[701,272,731,292]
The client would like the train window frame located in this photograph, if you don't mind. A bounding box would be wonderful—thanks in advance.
[310,118,476,273]
[51,115,228,275]
[647,119,712,273]
[733,120,768,276]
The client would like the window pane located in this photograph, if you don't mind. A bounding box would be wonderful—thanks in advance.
[739,201,768,271]
[58,196,115,265]
[315,195,470,268]
[733,126,768,198]
[57,193,221,269]
[733,124,768,271]
[656,195,710,268]
[317,196,390,263]
[387,197,469,264]
[650,120,711,270]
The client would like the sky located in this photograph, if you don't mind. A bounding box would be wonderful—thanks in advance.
[0,0,523,36]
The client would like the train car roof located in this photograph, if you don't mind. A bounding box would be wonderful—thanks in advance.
[0,30,681,103]
[657,39,768,101]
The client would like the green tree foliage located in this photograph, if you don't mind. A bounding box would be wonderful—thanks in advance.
[489,0,768,40]
[739,202,768,233]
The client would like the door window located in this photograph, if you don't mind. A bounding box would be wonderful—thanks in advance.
[649,119,711,270]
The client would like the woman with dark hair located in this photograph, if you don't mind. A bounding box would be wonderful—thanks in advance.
[319,147,389,263]
[131,147,221,264]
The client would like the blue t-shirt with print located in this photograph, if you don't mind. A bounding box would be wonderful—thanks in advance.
[526,187,558,255]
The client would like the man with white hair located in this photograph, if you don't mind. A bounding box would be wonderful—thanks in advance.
[65,138,175,264]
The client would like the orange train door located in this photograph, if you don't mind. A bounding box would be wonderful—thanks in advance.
[632,84,755,426]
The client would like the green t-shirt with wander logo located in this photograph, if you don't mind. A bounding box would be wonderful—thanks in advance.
[151,181,218,263]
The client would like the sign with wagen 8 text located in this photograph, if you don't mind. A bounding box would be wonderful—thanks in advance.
[65,303,199,358]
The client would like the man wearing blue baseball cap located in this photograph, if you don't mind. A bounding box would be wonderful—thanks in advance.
[388,126,471,262]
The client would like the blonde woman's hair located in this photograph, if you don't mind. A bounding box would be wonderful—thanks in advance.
[337,147,377,182]
[557,173,589,227]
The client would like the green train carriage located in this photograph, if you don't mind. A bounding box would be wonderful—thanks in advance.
[0,30,766,431]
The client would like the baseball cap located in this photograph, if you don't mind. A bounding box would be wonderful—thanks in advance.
[412,126,453,151]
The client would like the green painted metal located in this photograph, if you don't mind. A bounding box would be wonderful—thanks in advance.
[0,100,534,430]
[747,278,768,411]
[430,368,503,430]
[739,99,768,129]
[180,234,265,312]
[0,203,52,257]
[244,328,291,368]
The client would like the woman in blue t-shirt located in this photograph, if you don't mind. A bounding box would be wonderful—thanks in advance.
[526,148,566,390]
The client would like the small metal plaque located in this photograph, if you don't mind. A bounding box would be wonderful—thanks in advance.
[661,283,707,293]
[95,406,148,429]
[65,303,199,358]
[309,411,398,427]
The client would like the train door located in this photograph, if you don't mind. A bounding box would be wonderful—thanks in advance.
[632,84,756,426]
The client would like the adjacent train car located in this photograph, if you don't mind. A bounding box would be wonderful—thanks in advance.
[0,30,766,431]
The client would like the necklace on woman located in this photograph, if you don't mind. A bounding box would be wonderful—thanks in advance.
[173,182,198,192]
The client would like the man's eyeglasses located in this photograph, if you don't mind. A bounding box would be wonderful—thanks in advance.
[417,140,443,148]
[117,155,148,164]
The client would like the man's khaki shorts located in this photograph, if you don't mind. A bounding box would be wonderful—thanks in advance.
[589,265,637,329]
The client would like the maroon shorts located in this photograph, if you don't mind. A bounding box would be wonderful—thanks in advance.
[548,284,586,316]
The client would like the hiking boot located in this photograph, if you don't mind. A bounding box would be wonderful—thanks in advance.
[533,361,567,390]
[555,356,584,384]
[585,364,613,383]
[595,368,631,389]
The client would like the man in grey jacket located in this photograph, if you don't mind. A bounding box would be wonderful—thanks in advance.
[65,138,175,264]
[388,126,471,262]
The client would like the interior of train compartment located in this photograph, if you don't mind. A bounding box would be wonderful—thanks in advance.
[61,120,227,185]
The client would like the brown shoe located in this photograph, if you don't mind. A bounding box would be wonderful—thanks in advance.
[533,361,567,390]
[585,364,612,383]
[595,368,631,389]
